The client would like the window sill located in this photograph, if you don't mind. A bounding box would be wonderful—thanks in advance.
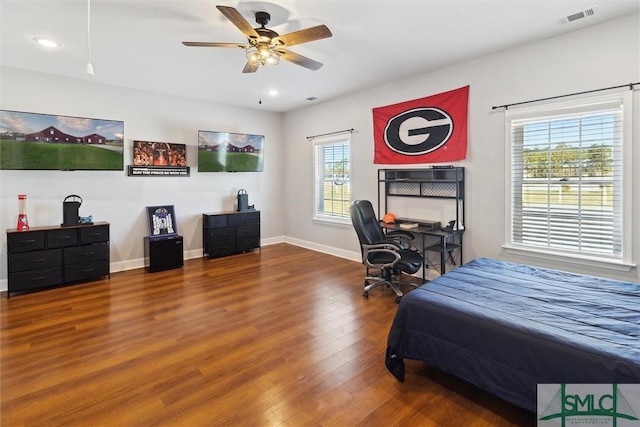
[312,216,351,227]
[502,244,635,272]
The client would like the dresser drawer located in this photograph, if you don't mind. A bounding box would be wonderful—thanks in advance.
[80,225,109,244]
[64,242,108,264]
[9,249,62,273]
[236,223,259,239]
[237,237,260,252]
[207,240,237,257]
[206,215,228,228]
[64,260,109,283]
[47,228,79,248]
[208,227,236,240]
[228,211,260,226]
[9,267,63,291]
[7,231,45,253]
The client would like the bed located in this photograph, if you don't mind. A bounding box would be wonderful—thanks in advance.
[385,258,640,412]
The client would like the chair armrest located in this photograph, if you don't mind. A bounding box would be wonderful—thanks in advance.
[371,239,403,250]
[386,230,415,240]
[383,231,416,251]
[362,243,401,269]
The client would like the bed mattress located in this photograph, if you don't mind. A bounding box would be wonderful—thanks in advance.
[385,258,640,412]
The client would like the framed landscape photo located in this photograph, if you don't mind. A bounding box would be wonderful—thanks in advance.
[0,110,124,170]
[198,130,264,172]
[146,205,178,239]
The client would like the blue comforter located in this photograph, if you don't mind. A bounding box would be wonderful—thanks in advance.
[385,258,640,412]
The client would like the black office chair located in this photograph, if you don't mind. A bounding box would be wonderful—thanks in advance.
[349,200,423,303]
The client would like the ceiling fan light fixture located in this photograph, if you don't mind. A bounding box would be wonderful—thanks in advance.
[183,6,331,73]
[246,45,280,66]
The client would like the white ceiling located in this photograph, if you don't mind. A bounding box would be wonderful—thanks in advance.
[1,1,639,113]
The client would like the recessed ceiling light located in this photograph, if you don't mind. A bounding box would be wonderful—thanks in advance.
[34,37,62,48]
[267,89,278,96]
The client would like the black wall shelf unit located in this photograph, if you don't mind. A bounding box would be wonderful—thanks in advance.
[378,167,465,229]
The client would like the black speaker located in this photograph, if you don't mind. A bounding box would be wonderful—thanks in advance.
[62,195,82,226]
[237,189,249,212]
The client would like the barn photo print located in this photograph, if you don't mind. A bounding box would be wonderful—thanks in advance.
[197,130,264,172]
[0,110,124,170]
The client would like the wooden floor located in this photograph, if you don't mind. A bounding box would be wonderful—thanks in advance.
[1,243,534,426]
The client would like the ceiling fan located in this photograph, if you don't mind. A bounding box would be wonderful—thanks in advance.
[182,5,332,73]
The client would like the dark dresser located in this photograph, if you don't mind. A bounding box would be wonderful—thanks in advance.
[6,222,110,298]
[202,210,260,259]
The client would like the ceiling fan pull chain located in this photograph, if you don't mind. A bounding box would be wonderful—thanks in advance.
[258,66,263,105]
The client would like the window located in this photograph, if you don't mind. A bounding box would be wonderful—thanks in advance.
[313,134,351,224]
[506,91,632,266]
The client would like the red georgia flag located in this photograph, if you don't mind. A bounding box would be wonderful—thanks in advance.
[373,85,469,164]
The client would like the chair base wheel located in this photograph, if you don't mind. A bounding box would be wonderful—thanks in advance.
[395,296,402,304]
[363,291,369,299]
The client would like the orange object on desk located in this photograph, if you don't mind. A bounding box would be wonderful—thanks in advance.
[382,213,396,224]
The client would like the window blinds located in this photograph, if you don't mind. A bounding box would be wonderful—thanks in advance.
[509,98,624,258]
[313,136,351,221]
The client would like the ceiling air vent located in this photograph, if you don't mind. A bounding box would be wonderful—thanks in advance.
[558,6,597,24]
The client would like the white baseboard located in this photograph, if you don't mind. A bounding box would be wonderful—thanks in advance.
[283,236,361,262]
[253,235,361,263]
[261,235,286,247]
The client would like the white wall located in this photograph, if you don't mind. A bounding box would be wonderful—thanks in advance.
[0,68,286,289]
[283,13,640,282]
[2,13,639,293]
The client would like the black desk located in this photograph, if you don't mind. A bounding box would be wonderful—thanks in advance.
[381,222,463,280]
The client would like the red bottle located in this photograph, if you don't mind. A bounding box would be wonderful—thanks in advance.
[17,194,29,231]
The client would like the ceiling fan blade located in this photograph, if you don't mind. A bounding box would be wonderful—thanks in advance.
[216,5,260,40]
[242,61,259,74]
[277,49,323,71]
[182,41,250,48]
[273,25,332,47]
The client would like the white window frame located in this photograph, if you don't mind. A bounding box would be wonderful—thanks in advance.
[504,91,633,271]
[312,134,352,225]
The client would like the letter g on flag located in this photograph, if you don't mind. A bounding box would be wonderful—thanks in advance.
[373,85,468,164]
[384,107,454,155]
